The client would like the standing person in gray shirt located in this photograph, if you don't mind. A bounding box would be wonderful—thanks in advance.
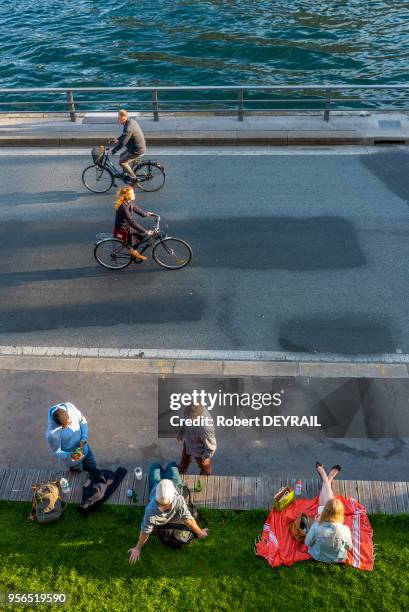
[111,109,146,181]
[128,461,208,563]
[178,403,217,476]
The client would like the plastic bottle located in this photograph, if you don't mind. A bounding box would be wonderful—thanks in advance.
[295,480,302,496]
[134,467,143,480]
[60,478,71,494]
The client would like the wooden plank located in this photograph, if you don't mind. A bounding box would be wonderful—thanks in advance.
[217,476,232,510]
[132,474,147,506]
[118,471,132,506]
[256,477,271,509]
[65,470,80,503]
[142,475,151,505]
[343,480,358,501]
[370,481,385,514]
[106,472,123,505]
[310,478,321,498]
[205,476,220,509]
[305,478,316,500]
[403,482,409,512]
[356,480,373,514]
[230,476,245,510]
[332,479,346,498]
[0,468,18,500]
[243,477,257,510]
[183,475,196,494]
[394,481,409,513]
[191,475,208,508]
[70,471,88,503]
[0,467,7,492]
[21,469,41,502]
[8,468,28,501]
[381,481,397,514]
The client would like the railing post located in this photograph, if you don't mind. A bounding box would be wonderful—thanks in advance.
[238,89,244,121]
[324,88,331,122]
[66,90,76,122]
[151,90,159,121]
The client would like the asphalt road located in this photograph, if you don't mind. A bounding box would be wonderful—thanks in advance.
[0,148,408,355]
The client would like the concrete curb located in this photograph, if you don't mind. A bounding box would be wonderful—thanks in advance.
[0,350,408,378]
[1,133,408,147]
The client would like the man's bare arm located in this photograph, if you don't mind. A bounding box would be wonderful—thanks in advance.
[128,532,149,563]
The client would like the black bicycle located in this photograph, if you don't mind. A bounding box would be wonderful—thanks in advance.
[94,215,192,271]
[82,145,166,194]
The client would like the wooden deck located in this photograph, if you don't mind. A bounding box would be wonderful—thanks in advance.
[1,467,408,514]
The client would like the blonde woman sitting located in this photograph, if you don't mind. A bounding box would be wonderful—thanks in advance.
[114,186,156,261]
[304,463,352,563]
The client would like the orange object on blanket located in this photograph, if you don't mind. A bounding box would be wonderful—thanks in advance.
[256,496,373,571]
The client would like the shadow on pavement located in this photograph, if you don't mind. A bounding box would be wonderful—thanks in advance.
[360,151,409,204]
[0,294,205,333]
[279,315,396,354]
[0,215,366,272]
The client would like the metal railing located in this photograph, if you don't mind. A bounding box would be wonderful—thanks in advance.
[0,85,409,122]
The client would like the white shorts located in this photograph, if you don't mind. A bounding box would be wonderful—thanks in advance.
[315,505,325,520]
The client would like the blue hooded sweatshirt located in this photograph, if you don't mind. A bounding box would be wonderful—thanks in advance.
[45,402,89,466]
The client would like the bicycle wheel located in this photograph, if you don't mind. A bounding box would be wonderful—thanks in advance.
[153,238,192,270]
[133,161,166,192]
[94,239,132,270]
[82,165,114,193]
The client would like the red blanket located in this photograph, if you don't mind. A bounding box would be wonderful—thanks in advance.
[256,496,373,571]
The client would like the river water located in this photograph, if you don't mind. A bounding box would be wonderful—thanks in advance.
[1,0,408,87]
[1,1,408,111]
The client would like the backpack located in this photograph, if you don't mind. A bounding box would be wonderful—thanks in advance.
[290,513,314,542]
[156,485,200,549]
[29,480,66,524]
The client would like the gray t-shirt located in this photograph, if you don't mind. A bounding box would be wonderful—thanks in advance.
[140,485,192,535]
[179,407,217,458]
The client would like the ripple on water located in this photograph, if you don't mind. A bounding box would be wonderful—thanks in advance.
[0,0,408,92]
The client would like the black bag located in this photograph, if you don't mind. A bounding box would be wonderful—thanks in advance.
[77,468,127,515]
[156,485,199,549]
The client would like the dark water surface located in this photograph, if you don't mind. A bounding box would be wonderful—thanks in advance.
[1,0,408,89]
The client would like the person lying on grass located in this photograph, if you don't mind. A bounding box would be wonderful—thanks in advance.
[128,464,208,563]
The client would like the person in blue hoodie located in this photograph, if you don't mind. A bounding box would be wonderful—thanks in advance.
[45,402,100,473]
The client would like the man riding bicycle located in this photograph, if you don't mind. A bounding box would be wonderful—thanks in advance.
[111,109,146,182]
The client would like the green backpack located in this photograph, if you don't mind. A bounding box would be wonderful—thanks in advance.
[29,480,66,524]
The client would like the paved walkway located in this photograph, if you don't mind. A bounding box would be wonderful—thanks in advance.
[1,466,408,514]
[1,112,409,146]
[1,353,409,481]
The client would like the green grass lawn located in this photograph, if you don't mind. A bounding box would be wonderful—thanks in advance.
[0,501,408,612]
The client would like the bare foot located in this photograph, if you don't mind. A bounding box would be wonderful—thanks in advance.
[316,463,326,480]
[328,465,341,481]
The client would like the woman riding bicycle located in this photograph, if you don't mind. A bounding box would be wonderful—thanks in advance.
[114,186,156,261]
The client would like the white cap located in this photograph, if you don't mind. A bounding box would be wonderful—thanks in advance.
[156,479,176,506]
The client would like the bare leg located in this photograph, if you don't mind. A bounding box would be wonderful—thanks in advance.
[317,464,334,507]
[327,466,340,482]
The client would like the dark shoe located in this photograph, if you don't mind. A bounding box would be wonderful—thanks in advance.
[329,464,341,474]
[315,461,324,481]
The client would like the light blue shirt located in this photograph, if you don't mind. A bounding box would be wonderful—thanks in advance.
[45,402,89,466]
[305,521,352,563]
